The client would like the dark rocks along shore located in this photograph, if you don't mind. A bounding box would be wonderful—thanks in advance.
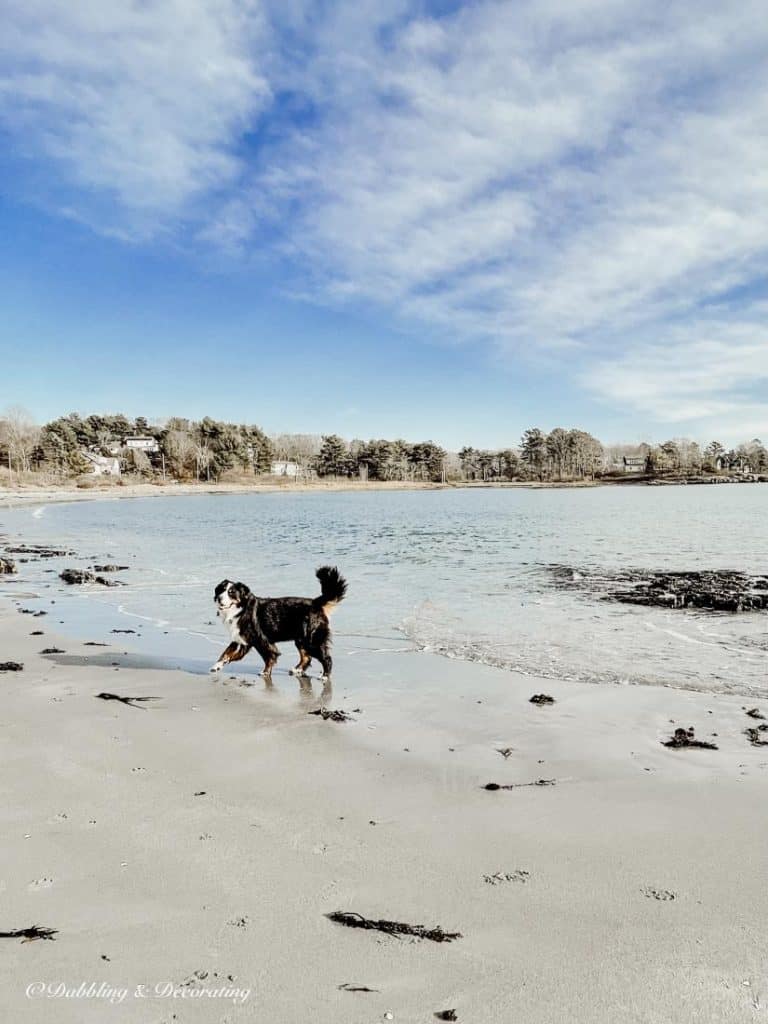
[547,565,768,612]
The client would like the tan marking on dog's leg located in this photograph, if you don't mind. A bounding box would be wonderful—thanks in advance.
[290,648,312,676]
[211,642,248,673]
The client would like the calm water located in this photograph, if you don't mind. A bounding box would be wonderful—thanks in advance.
[2,486,767,696]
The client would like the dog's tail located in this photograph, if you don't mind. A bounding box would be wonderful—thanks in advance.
[314,565,347,616]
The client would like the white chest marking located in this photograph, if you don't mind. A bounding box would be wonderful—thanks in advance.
[220,604,246,644]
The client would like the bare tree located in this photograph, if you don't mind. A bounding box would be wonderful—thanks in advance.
[164,429,197,478]
[1,406,39,474]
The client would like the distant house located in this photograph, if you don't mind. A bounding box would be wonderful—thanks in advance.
[271,461,300,477]
[715,454,751,475]
[622,456,645,473]
[124,436,159,453]
[81,451,121,476]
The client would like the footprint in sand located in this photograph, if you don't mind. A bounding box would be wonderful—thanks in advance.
[28,877,54,892]
[48,812,68,824]
[642,886,676,901]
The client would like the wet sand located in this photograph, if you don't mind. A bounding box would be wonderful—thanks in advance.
[2,596,768,1023]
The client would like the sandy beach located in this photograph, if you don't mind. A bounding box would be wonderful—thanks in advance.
[0,479,454,510]
[2,578,768,1023]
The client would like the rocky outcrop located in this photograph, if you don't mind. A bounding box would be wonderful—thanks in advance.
[6,544,74,557]
[59,568,122,587]
[547,565,768,612]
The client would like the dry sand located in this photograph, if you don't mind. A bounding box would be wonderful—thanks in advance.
[2,594,767,1024]
[0,479,447,509]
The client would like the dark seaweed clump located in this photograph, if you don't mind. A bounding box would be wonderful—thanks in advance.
[326,911,461,943]
[547,565,768,613]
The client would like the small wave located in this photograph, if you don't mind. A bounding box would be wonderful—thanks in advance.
[31,506,47,519]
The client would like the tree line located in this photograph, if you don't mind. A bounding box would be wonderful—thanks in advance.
[0,406,765,483]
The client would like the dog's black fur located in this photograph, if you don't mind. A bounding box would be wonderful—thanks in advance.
[211,566,347,680]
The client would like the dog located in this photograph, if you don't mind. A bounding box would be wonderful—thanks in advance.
[211,566,347,681]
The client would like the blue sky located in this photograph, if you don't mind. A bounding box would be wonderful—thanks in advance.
[0,0,766,449]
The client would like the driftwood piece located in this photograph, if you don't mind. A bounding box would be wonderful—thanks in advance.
[662,727,718,750]
[529,693,555,705]
[326,911,462,943]
[338,983,380,992]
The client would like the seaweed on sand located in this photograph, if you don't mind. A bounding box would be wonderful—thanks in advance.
[309,708,357,722]
[95,692,158,709]
[661,727,718,750]
[483,779,556,790]
[745,725,768,747]
[326,911,462,943]
[0,926,57,942]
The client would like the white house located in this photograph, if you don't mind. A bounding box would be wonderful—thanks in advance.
[124,436,159,453]
[715,454,752,475]
[622,456,645,473]
[81,451,121,476]
[270,461,301,477]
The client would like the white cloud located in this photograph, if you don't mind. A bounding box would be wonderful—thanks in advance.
[0,0,269,233]
[1,0,767,437]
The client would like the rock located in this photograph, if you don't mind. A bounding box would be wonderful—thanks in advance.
[529,693,555,705]
[547,565,768,612]
[93,564,129,572]
[0,558,17,574]
[59,569,121,587]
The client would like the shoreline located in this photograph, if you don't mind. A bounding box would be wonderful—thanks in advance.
[1,474,765,509]
[2,511,768,1021]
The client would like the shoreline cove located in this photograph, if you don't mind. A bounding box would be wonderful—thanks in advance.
[2,491,768,1022]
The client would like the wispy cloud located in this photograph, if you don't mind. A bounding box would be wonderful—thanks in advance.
[0,0,269,234]
[1,0,766,439]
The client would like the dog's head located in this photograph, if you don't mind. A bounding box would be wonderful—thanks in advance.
[214,579,252,612]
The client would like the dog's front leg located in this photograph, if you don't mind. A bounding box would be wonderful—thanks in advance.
[211,642,249,673]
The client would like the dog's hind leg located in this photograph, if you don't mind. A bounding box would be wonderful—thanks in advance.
[210,642,249,673]
[289,642,312,677]
[309,643,332,682]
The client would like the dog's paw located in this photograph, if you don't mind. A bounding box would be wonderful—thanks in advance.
[210,663,223,673]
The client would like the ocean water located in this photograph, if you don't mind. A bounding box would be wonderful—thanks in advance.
[1,486,767,697]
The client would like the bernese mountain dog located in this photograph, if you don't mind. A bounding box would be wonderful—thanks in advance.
[211,566,347,681]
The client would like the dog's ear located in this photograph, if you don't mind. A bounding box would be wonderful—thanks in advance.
[214,580,229,599]
[232,582,251,605]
